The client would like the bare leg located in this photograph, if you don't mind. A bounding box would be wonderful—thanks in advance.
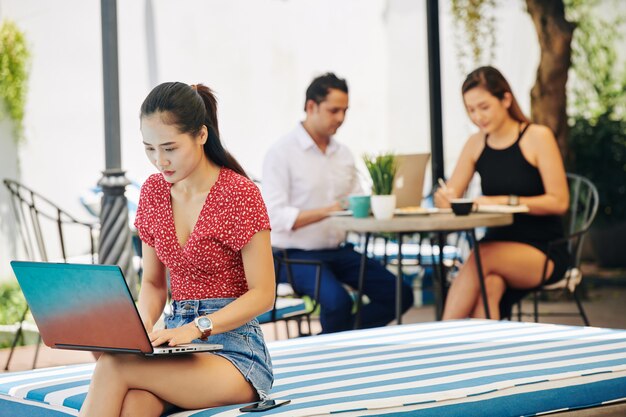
[442,241,554,320]
[120,390,171,417]
[79,353,257,417]
[442,256,483,319]
[471,274,506,320]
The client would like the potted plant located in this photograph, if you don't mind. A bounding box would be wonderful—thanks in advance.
[363,152,397,219]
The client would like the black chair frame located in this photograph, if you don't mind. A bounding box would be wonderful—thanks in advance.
[515,173,599,325]
[3,179,98,370]
[271,248,323,338]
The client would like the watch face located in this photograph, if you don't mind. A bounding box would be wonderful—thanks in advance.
[197,317,212,329]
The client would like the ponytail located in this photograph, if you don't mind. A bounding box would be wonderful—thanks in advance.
[140,82,248,178]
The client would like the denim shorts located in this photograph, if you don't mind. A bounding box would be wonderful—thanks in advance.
[164,298,273,400]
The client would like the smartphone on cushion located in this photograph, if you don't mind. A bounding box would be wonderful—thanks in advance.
[239,399,291,412]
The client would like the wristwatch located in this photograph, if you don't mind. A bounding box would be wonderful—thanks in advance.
[193,316,213,340]
[508,194,520,206]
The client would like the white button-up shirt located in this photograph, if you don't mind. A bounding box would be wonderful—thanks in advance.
[262,123,363,250]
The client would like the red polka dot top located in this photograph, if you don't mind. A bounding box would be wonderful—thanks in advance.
[134,168,271,300]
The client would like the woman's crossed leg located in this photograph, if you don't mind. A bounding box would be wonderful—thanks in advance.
[442,241,554,320]
[79,352,256,417]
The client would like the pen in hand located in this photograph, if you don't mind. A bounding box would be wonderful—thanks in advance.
[437,178,453,205]
[437,178,448,192]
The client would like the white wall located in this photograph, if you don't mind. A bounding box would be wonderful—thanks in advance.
[0,0,623,278]
[0,114,19,278]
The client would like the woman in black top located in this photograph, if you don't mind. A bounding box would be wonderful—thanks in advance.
[435,66,570,320]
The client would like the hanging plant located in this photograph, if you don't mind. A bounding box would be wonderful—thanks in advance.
[0,20,30,143]
[450,0,497,75]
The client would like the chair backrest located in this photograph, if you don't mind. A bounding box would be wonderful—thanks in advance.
[270,247,322,321]
[564,173,599,267]
[3,179,97,263]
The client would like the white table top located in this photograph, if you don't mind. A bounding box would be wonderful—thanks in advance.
[328,212,513,233]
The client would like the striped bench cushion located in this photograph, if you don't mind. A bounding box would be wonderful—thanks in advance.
[2,319,626,416]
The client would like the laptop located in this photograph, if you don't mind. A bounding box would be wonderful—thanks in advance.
[392,153,431,208]
[10,261,222,356]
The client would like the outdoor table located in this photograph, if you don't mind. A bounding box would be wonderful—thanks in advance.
[329,211,513,326]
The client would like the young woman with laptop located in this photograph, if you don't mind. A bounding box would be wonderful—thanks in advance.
[435,66,570,321]
[79,82,276,416]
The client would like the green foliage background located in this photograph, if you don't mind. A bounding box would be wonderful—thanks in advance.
[0,280,27,326]
[0,20,30,142]
[565,0,626,224]
[0,280,28,349]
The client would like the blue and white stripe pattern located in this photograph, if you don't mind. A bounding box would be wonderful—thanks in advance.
[2,320,626,416]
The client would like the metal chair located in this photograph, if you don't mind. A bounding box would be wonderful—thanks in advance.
[257,248,322,338]
[2,179,98,370]
[514,173,599,325]
[373,190,467,311]
[368,231,464,313]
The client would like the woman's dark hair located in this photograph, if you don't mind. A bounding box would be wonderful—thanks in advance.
[461,66,529,124]
[140,82,247,177]
[304,72,348,111]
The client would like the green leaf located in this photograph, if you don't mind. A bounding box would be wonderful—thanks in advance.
[363,152,397,195]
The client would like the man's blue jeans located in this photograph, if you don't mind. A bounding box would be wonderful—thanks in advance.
[280,244,414,333]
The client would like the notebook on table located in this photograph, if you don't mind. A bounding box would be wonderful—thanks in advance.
[10,261,222,356]
[476,204,530,213]
[392,153,431,208]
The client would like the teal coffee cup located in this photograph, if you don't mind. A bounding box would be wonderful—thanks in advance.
[349,195,371,218]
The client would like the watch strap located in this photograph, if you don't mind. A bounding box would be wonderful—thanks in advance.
[508,195,519,206]
[194,316,213,341]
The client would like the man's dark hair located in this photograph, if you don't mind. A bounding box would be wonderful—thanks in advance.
[304,72,348,111]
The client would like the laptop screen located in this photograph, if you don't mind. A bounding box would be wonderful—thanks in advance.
[11,262,153,353]
[393,153,431,208]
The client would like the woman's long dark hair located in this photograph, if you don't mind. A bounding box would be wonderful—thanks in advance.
[140,82,247,178]
[462,66,530,124]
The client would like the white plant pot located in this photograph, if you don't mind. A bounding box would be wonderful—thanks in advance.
[371,195,396,220]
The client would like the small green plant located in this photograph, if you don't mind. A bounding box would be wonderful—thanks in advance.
[363,153,397,195]
[0,20,31,142]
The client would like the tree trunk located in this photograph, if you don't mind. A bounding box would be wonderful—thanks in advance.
[525,0,575,160]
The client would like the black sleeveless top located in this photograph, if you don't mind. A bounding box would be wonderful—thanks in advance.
[475,124,568,273]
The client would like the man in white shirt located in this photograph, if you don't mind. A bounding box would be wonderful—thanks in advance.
[262,73,413,333]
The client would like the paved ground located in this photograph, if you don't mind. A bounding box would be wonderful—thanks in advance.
[2,275,625,373]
